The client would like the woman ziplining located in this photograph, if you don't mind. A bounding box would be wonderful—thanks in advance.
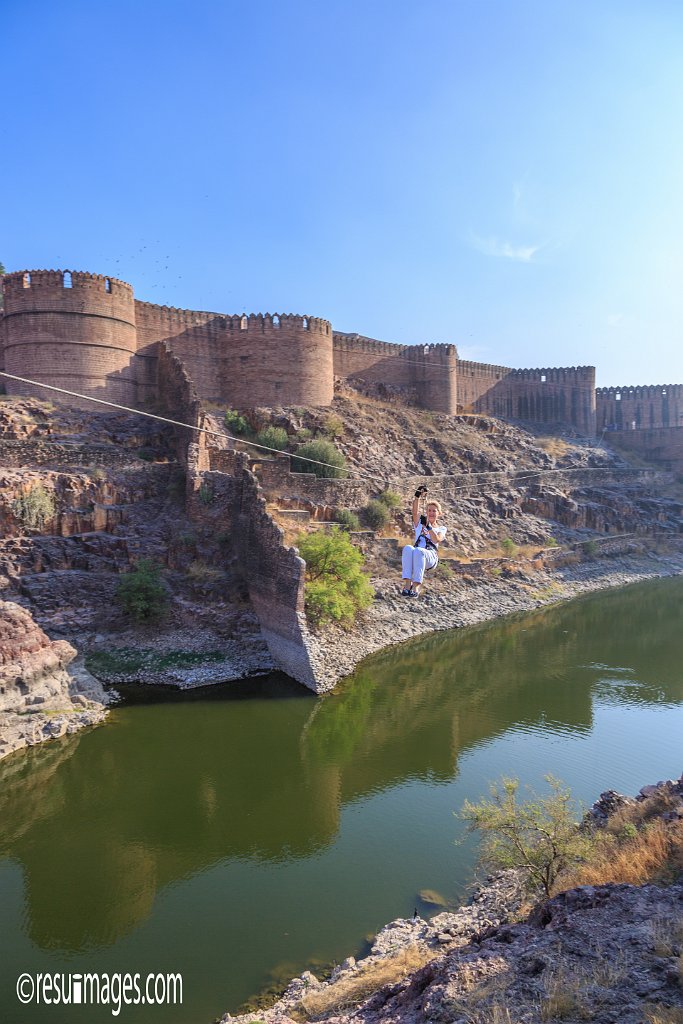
[400,486,447,598]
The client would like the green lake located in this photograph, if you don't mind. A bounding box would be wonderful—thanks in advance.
[1,576,682,1023]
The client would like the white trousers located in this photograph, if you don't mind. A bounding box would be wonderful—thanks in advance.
[402,544,438,584]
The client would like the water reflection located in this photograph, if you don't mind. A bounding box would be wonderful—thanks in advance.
[0,576,681,957]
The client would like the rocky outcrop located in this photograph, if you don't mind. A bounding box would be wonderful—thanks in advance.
[222,779,683,1024]
[0,600,110,761]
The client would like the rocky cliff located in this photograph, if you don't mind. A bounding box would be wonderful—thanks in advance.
[0,600,110,760]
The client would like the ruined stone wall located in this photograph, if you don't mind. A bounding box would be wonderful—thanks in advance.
[139,303,334,409]
[2,271,139,407]
[333,333,458,414]
[596,384,683,431]
[186,447,321,689]
[459,362,596,435]
[157,341,205,465]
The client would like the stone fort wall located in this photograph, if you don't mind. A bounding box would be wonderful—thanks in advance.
[0,267,677,439]
[596,384,683,431]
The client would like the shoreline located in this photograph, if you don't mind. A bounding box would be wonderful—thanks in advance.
[304,544,683,691]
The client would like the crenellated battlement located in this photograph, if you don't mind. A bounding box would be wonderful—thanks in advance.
[2,269,132,303]
[1,265,678,436]
[596,384,683,398]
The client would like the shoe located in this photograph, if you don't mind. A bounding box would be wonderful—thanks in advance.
[401,588,412,596]
[408,589,420,598]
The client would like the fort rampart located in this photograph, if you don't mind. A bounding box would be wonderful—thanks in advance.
[0,268,678,439]
[596,384,683,431]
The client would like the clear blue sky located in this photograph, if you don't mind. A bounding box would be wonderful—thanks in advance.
[2,0,682,387]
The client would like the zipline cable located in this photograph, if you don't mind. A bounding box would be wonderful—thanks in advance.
[0,370,628,492]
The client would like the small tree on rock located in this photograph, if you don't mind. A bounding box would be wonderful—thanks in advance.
[116,559,169,623]
[460,775,592,897]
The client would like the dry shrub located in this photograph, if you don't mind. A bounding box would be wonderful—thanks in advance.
[605,791,680,835]
[466,1005,516,1024]
[295,945,435,1019]
[555,819,683,891]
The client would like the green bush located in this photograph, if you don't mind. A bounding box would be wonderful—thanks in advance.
[12,484,56,530]
[377,489,401,510]
[116,560,168,623]
[224,408,250,436]
[291,439,347,479]
[501,537,517,556]
[582,539,599,558]
[335,508,361,531]
[363,500,389,531]
[297,528,373,627]
[254,426,289,451]
[435,561,454,580]
[460,776,593,898]
[293,427,313,445]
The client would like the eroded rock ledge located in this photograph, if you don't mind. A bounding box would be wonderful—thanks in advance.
[0,600,111,761]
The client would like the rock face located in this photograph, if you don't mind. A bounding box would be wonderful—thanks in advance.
[0,600,110,761]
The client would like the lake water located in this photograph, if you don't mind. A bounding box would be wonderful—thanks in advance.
[1,576,682,1023]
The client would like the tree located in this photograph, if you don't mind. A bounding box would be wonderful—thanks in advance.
[460,776,593,897]
[116,559,169,623]
[297,528,374,626]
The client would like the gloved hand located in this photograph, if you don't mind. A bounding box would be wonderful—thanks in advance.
[414,485,428,499]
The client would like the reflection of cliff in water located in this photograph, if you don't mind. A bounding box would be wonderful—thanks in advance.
[0,576,680,953]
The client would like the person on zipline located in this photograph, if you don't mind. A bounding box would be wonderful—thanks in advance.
[401,486,447,597]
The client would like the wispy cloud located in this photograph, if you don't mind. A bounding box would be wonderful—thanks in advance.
[471,234,542,263]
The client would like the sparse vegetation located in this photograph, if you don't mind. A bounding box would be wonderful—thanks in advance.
[435,561,455,580]
[186,560,224,585]
[254,425,289,451]
[363,499,390,531]
[377,488,401,510]
[297,528,373,627]
[334,508,361,531]
[460,776,592,897]
[198,482,214,505]
[12,483,56,530]
[500,537,517,557]
[115,559,169,623]
[582,538,599,558]
[292,945,435,1020]
[291,439,347,479]
[224,407,250,436]
[320,413,345,439]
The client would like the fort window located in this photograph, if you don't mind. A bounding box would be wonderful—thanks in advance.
[273,315,280,327]
[240,355,249,363]
[63,271,72,288]
[303,317,309,330]
[240,315,248,330]
[541,374,546,382]
[105,278,112,293]
[616,393,621,401]
[22,273,31,288]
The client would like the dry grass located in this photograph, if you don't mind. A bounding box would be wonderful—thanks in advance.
[465,1005,516,1024]
[649,915,683,958]
[555,819,683,892]
[539,968,590,1020]
[536,437,573,460]
[642,1007,683,1024]
[292,945,436,1020]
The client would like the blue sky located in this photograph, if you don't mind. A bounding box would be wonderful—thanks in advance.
[2,0,682,387]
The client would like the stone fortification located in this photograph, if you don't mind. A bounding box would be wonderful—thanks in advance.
[596,383,683,431]
[2,270,138,407]
[333,333,458,414]
[458,361,596,435]
[0,267,679,439]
